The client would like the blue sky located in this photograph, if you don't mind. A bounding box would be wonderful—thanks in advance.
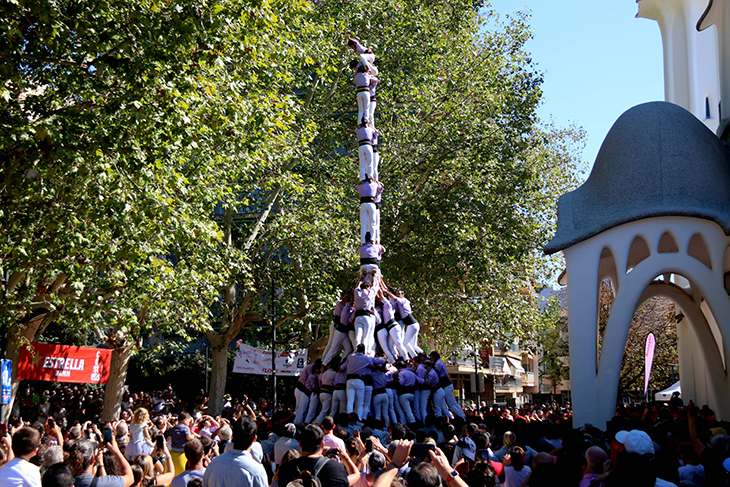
[487,1,665,171]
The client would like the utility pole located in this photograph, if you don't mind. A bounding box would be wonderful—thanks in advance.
[271,279,277,412]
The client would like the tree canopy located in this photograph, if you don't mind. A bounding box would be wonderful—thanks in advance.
[1,0,585,412]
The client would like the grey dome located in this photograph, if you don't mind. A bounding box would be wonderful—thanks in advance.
[545,101,730,254]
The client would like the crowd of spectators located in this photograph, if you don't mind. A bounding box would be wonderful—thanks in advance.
[0,384,728,487]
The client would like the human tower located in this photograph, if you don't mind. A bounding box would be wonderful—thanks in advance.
[321,35,423,366]
[292,36,466,426]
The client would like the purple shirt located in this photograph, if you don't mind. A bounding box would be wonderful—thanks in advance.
[395,296,413,318]
[320,369,337,387]
[433,359,449,379]
[299,364,314,386]
[359,243,385,259]
[305,373,318,391]
[357,181,382,199]
[335,370,348,386]
[354,71,374,88]
[354,286,377,311]
[355,125,373,143]
[399,369,423,387]
[381,299,396,323]
[369,78,378,98]
[357,61,379,76]
[371,129,379,146]
[351,39,369,55]
[372,369,388,389]
[340,303,354,327]
[416,364,426,380]
[335,300,345,316]
[426,368,440,387]
[343,353,374,376]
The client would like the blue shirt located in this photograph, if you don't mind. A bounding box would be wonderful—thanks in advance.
[433,359,449,379]
[171,469,205,487]
[203,450,267,487]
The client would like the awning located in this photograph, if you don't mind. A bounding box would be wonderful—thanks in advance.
[507,357,525,375]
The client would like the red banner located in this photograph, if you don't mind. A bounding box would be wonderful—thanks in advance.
[18,343,112,384]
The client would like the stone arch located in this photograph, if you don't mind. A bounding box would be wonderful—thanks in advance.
[593,251,730,424]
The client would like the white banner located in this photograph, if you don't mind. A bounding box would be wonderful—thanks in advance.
[232,343,308,376]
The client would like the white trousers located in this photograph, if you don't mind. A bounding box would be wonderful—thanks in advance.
[346,378,365,418]
[372,150,379,181]
[321,323,337,362]
[363,385,373,419]
[432,388,446,418]
[386,388,400,424]
[360,202,378,244]
[403,322,422,357]
[354,314,375,348]
[399,393,416,424]
[389,323,410,359]
[360,53,375,65]
[372,392,389,425]
[323,330,353,365]
[305,393,320,423]
[443,384,466,419]
[357,91,371,125]
[416,389,430,422]
[358,145,374,181]
[315,392,332,424]
[368,100,377,129]
[332,389,347,416]
[376,328,396,363]
[294,389,310,424]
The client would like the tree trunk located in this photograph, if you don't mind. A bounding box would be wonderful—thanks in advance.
[101,341,134,422]
[3,312,53,422]
[206,335,229,415]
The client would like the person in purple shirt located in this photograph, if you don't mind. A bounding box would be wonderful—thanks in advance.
[396,359,423,426]
[368,78,378,129]
[305,367,321,423]
[346,34,375,65]
[371,127,380,181]
[324,297,355,365]
[322,290,349,363]
[330,356,348,417]
[357,178,383,245]
[294,359,322,424]
[353,278,379,353]
[355,123,375,181]
[424,360,445,418]
[315,361,338,424]
[374,300,396,363]
[413,355,429,423]
[429,351,465,419]
[342,344,374,418]
[358,233,385,285]
[370,361,390,426]
[354,65,377,126]
[391,289,422,357]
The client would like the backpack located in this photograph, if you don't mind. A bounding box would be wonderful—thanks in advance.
[285,456,330,487]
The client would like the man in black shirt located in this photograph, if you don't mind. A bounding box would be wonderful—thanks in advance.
[277,425,349,487]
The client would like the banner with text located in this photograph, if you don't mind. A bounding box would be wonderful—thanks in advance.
[18,343,111,384]
[233,343,307,376]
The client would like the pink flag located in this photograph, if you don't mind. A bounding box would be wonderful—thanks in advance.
[644,333,656,396]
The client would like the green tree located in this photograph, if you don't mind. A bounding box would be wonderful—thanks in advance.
[0,0,320,419]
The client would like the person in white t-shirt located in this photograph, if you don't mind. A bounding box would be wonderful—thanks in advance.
[0,427,41,487]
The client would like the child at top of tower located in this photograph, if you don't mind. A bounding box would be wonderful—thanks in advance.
[346,34,375,65]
